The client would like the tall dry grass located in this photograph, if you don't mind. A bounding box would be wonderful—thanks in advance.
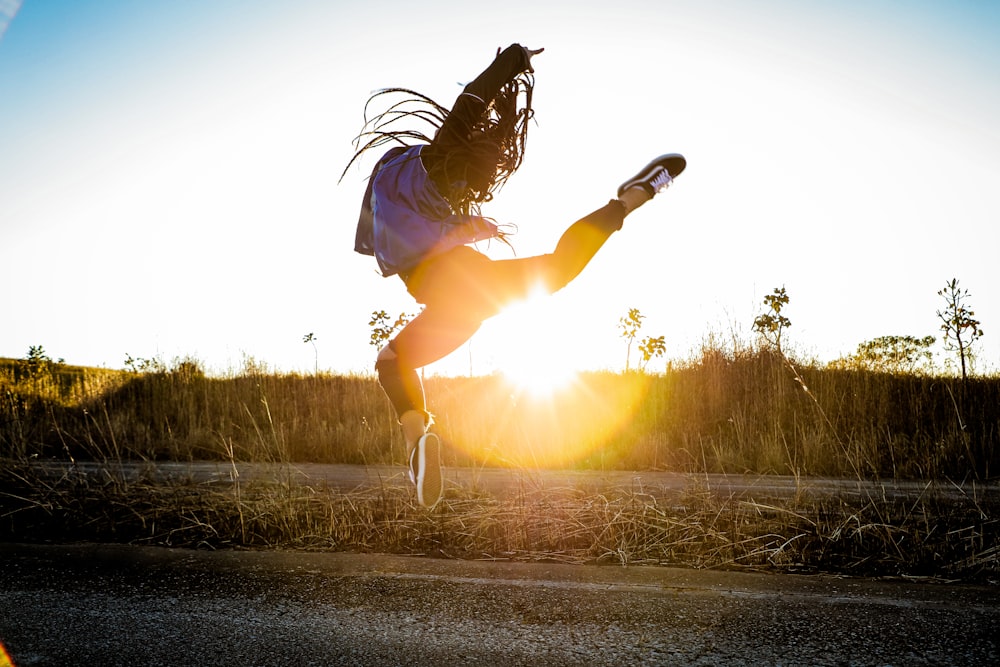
[3,353,998,580]
[2,350,998,480]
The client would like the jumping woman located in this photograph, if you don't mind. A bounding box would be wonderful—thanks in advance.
[344,44,685,508]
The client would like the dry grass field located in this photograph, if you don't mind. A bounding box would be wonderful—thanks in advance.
[2,352,998,580]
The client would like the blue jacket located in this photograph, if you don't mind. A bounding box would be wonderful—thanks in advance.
[355,145,499,277]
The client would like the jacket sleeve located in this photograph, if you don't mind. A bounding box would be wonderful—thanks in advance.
[462,44,532,106]
[433,44,532,147]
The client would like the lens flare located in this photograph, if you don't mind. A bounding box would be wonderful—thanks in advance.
[0,640,16,667]
[433,285,655,468]
[434,371,653,469]
[500,359,577,399]
[482,285,582,398]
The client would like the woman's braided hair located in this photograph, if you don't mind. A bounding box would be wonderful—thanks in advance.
[342,72,534,217]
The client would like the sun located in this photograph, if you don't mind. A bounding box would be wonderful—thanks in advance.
[479,285,581,397]
[446,284,655,469]
[501,351,578,398]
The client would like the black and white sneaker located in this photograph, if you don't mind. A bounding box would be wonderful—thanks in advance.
[617,154,686,198]
[413,432,443,509]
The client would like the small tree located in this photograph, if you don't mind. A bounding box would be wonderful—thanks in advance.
[23,345,49,381]
[22,345,64,380]
[753,286,792,353]
[124,354,167,374]
[368,310,413,349]
[618,308,644,372]
[833,335,936,374]
[303,333,319,374]
[936,278,984,381]
[618,308,666,373]
[638,335,666,372]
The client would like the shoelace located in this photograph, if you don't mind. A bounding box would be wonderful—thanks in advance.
[650,169,673,193]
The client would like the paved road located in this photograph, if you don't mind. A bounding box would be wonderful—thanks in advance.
[31,460,999,503]
[1,542,997,666]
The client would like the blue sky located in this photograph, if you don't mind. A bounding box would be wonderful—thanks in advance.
[2,0,998,376]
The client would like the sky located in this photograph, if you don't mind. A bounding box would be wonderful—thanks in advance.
[2,0,998,377]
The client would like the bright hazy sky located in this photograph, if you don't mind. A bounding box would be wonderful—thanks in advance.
[2,0,998,376]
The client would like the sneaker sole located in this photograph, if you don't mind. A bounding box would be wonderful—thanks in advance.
[416,433,443,509]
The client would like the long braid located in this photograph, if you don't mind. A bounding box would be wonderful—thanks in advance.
[339,87,446,178]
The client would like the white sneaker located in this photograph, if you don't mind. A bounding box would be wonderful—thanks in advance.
[413,432,443,509]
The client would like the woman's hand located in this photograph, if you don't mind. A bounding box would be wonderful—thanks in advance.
[523,46,544,72]
[497,44,544,73]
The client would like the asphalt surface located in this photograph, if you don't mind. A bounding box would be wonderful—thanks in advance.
[31,460,1000,504]
[1,542,998,666]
